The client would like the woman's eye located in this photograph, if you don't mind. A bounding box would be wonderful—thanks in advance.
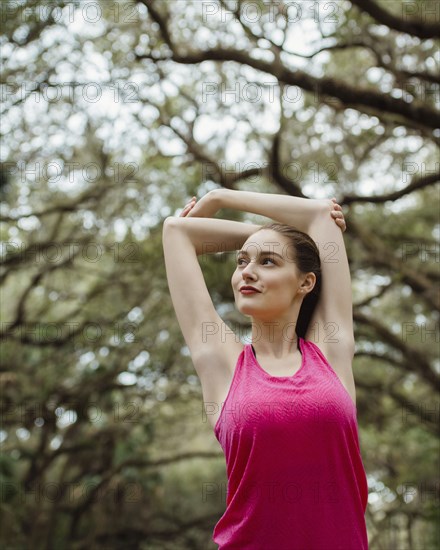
[237,257,275,266]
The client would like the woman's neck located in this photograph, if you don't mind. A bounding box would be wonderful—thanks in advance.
[250,318,300,358]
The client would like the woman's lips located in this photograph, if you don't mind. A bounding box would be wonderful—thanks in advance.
[239,287,261,295]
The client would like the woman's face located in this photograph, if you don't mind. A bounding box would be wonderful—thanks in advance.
[231,229,314,321]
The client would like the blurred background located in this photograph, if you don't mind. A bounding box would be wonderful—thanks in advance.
[0,1,439,548]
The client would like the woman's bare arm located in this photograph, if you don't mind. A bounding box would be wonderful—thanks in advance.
[162,216,260,369]
[164,215,261,256]
[186,188,330,232]
[184,189,355,394]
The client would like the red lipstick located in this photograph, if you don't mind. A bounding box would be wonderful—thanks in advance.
[240,286,261,294]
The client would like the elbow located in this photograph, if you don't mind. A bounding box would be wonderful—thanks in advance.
[162,215,182,235]
[162,216,181,246]
[163,216,178,229]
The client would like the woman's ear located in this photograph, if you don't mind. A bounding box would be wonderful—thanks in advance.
[298,272,316,295]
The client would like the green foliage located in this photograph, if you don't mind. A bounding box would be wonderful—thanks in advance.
[1,0,438,548]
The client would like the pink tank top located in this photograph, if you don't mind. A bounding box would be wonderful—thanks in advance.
[212,337,368,549]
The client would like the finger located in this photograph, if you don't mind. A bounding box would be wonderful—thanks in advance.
[179,203,194,217]
[181,197,198,216]
[336,219,346,231]
[332,212,346,227]
[330,197,343,209]
[182,199,196,212]
[335,220,345,230]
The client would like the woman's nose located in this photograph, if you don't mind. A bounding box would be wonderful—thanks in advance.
[242,261,257,279]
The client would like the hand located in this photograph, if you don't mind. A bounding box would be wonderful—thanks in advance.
[179,190,221,218]
[330,197,346,232]
[179,196,197,217]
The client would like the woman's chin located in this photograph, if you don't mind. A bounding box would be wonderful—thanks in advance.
[237,304,285,324]
[238,306,271,321]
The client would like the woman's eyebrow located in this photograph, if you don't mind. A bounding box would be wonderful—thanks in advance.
[237,250,284,259]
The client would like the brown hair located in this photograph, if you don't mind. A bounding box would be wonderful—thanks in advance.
[255,222,321,339]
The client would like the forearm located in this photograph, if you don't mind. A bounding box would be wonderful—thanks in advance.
[163,216,261,255]
[215,189,329,231]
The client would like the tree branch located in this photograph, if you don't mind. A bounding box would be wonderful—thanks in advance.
[138,35,440,131]
[350,0,440,39]
[270,131,306,197]
[349,217,439,311]
[355,378,438,435]
[354,310,439,391]
[342,170,440,204]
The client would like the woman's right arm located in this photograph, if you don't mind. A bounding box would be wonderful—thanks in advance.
[162,216,260,371]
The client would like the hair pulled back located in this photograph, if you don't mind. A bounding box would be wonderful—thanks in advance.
[256,222,321,339]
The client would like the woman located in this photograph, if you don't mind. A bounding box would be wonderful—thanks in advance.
[162,189,368,549]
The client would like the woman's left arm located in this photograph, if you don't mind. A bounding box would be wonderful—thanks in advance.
[186,188,328,232]
[186,189,354,385]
